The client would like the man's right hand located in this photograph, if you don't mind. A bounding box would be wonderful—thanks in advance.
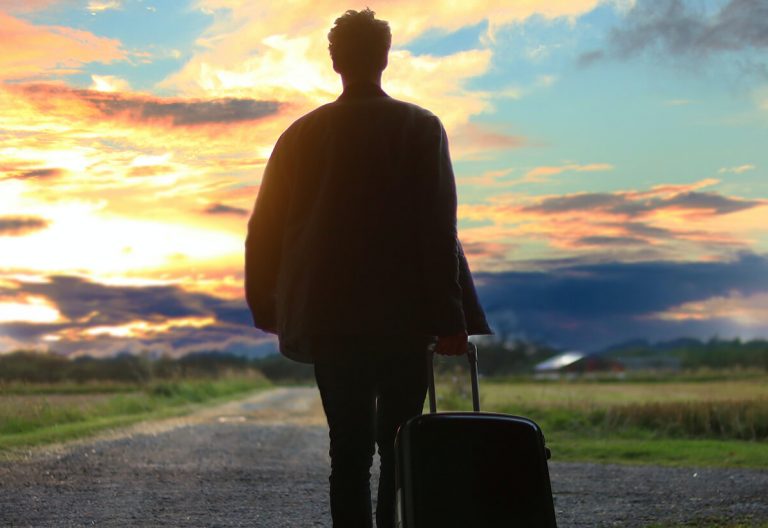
[434,330,468,356]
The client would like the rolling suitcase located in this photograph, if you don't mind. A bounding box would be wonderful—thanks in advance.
[394,343,557,527]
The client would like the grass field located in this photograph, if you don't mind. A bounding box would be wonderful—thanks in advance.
[0,375,270,452]
[4,371,768,469]
[435,375,768,468]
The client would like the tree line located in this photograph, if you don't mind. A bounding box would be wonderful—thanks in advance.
[0,350,312,384]
[0,337,556,385]
[603,338,768,370]
[1,337,765,385]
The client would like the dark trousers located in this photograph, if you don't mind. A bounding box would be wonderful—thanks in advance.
[310,335,430,528]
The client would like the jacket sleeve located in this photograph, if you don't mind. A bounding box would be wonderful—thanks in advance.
[417,116,466,336]
[458,240,493,335]
[244,135,288,333]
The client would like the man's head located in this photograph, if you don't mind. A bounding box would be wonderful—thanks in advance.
[328,8,391,81]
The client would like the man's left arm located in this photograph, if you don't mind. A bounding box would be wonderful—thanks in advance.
[244,136,288,334]
[416,116,467,355]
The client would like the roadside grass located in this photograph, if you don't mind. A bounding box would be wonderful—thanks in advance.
[480,377,768,406]
[547,433,768,468]
[0,380,143,395]
[0,375,271,451]
[434,375,768,468]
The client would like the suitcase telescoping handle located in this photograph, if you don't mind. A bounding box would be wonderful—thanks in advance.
[427,342,480,413]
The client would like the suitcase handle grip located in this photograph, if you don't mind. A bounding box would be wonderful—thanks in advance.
[427,342,480,413]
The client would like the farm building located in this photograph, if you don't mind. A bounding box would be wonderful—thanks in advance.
[534,351,624,378]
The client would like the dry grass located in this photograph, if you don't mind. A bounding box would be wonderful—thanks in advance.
[480,378,768,407]
[436,376,768,440]
[434,376,768,466]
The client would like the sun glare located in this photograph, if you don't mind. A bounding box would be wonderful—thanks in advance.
[81,316,217,339]
[0,296,62,324]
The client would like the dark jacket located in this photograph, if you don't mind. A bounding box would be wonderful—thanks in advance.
[245,82,491,362]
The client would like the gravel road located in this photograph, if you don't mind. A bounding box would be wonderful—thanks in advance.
[1,387,766,527]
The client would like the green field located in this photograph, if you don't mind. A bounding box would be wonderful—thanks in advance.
[4,371,768,469]
[0,375,270,453]
[435,375,768,468]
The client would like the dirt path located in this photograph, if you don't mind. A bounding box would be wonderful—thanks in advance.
[0,387,766,527]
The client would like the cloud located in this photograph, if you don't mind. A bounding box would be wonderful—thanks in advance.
[654,191,760,214]
[473,252,768,349]
[576,235,649,247]
[87,0,120,12]
[0,317,276,358]
[6,254,767,355]
[459,179,768,268]
[162,1,600,155]
[126,165,174,177]
[450,122,526,160]
[648,291,768,327]
[90,74,131,93]
[0,275,272,357]
[0,12,125,80]
[522,162,613,183]
[2,154,255,284]
[203,203,249,217]
[460,162,613,188]
[719,164,756,174]
[580,0,768,66]
[0,275,253,332]
[460,239,514,270]
[522,189,761,216]
[577,50,604,67]
[5,276,211,324]
[0,0,64,13]
[19,168,65,179]
[0,216,49,236]
[0,167,65,181]
[14,83,281,127]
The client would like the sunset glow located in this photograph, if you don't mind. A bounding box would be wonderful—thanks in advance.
[0,296,61,324]
[1,0,766,355]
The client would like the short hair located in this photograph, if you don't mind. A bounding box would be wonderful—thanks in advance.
[328,8,391,77]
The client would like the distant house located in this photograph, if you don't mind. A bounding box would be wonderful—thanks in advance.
[534,351,624,378]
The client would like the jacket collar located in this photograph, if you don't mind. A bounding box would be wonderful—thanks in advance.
[337,82,389,101]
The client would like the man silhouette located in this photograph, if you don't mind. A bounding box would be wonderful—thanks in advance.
[245,8,490,528]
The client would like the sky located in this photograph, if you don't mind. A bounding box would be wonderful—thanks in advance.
[0,0,766,356]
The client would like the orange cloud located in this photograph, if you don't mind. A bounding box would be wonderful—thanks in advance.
[629,178,720,199]
[459,167,516,187]
[0,12,125,81]
[459,239,515,271]
[459,162,614,189]
[0,77,267,286]
[163,1,600,157]
[0,293,62,323]
[648,291,768,327]
[523,162,614,182]
[75,316,217,340]
[89,74,131,92]
[458,181,768,269]
[190,0,601,51]
[11,83,281,128]
[0,0,64,12]
[0,82,289,174]
[0,216,49,236]
[450,123,526,160]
